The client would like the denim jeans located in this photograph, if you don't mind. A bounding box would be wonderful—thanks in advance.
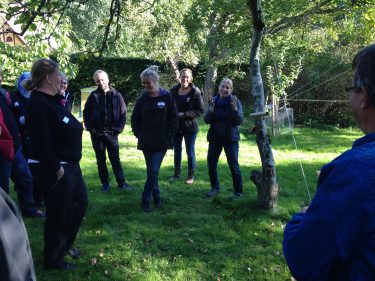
[142,150,166,202]
[173,131,197,170]
[91,133,125,187]
[207,141,243,193]
[0,147,37,215]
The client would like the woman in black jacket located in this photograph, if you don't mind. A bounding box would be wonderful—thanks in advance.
[131,66,178,212]
[170,69,204,184]
[26,58,88,270]
[204,78,244,199]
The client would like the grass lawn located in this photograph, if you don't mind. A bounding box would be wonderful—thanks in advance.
[21,116,362,281]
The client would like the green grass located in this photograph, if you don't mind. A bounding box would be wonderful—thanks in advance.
[21,118,362,281]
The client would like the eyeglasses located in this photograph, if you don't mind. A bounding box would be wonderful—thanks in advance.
[346,86,362,95]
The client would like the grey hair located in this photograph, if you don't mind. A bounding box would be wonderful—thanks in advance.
[352,44,375,107]
[219,77,233,92]
[140,66,160,87]
[93,69,108,81]
[60,73,69,83]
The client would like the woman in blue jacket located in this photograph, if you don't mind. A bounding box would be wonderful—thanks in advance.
[204,78,244,198]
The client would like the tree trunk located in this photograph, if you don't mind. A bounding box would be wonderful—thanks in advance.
[249,0,279,209]
[168,56,180,82]
[204,66,218,103]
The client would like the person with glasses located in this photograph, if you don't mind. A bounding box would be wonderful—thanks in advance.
[283,44,375,280]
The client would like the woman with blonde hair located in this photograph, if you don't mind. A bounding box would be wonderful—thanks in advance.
[26,58,88,270]
[131,66,178,212]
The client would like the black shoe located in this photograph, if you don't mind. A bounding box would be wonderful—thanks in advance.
[207,188,220,197]
[66,247,80,259]
[142,200,151,213]
[102,182,110,192]
[44,261,76,270]
[23,209,45,218]
[153,197,163,208]
[119,183,134,191]
[169,167,181,181]
[231,192,243,200]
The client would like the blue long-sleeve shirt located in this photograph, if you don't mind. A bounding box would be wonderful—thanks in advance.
[283,132,375,281]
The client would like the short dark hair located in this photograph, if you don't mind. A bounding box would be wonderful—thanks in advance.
[352,44,375,106]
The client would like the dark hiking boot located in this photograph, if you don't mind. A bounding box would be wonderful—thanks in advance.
[169,167,181,181]
[153,197,163,208]
[141,200,151,213]
[185,169,195,184]
[207,188,220,197]
[102,183,110,192]
[119,182,135,191]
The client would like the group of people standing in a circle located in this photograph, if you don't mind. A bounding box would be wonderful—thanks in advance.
[83,66,245,214]
[128,67,244,212]
[0,58,244,272]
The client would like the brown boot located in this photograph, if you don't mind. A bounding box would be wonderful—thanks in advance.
[170,167,181,181]
[185,169,195,184]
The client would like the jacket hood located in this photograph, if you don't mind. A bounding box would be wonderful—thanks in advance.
[17,72,31,99]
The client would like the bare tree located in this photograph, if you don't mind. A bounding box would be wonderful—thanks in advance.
[248,0,279,209]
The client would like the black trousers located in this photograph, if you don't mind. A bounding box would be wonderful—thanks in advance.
[32,163,88,267]
[90,132,125,186]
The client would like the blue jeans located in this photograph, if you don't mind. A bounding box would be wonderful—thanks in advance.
[173,131,197,170]
[142,150,166,202]
[0,147,37,215]
[207,141,243,193]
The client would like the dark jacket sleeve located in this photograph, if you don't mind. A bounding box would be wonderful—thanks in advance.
[204,107,215,124]
[131,96,141,138]
[82,93,94,132]
[113,91,126,133]
[166,94,179,140]
[231,98,244,126]
[183,89,204,120]
[27,97,61,173]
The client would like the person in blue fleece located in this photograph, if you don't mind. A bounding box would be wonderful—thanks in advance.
[283,44,375,280]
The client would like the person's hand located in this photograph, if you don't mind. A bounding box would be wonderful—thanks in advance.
[178,112,185,119]
[56,166,64,180]
[208,95,215,110]
[230,95,238,111]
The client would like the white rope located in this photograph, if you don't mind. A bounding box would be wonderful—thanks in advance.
[269,46,312,202]
[288,68,351,100]
[288,60,345,98]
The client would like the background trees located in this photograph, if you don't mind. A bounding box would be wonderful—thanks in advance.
[1,0,374,119]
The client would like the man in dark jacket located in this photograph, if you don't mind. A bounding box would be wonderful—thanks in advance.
[83,70,133,192]
[283,44,375,280]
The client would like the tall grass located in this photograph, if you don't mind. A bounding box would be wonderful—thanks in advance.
[23,117,362,281]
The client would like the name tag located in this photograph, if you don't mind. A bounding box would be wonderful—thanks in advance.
[157,101,165,108]
[62,116,70,124]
